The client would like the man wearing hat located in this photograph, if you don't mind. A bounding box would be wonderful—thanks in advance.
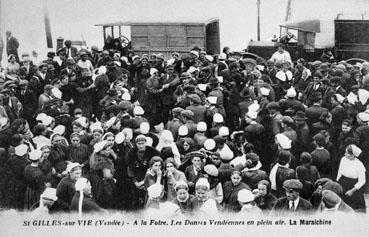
[60,40,78,59]
[16,79,37,126]
[305,93,329,127]
[272,179,312,214]
[0,85,22,122]
[318,189,354,213]
[293,111,310,156]
[330,76,347,97]
[160,63,180,124]
[166,107,184,141]
[180,110,197,138]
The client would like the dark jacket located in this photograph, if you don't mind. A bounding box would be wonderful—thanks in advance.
[126,146,160,183]
[272,196,313,215]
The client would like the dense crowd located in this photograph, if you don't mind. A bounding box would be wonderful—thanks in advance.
[0,32,368,217]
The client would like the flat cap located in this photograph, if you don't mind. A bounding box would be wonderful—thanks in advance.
[172,107,184,114]
[180,110,194,119]
[283,179,303,191]
[322,190,341,207]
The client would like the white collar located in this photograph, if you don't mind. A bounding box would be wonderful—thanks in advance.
[289,197,300,210]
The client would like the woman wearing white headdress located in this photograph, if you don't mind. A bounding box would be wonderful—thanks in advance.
[156,130,181,167]
[71,177,103,215]
[336,144,366,212]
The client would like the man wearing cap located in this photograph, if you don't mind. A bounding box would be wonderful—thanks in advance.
[166,107,184,141]
[272,179,312,215]
[181,110,197,138]
[186,94,206,124]
[318,189,354,213]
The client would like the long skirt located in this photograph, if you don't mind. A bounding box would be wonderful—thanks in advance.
[24,186,42,210]
[338,175,366,212]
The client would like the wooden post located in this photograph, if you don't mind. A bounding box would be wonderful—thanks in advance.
[43,0,53,48]
[257,0,261,41]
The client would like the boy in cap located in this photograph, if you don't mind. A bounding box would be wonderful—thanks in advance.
[272,179,312,215]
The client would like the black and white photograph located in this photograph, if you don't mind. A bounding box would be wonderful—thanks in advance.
[0,0,368,236]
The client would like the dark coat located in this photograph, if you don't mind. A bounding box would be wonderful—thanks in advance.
[56,175,76,208]
[255,193,277,212]
[186,105,207,124]
[275,166,296,197]
[272,196,313,215]
[126,146,160,183]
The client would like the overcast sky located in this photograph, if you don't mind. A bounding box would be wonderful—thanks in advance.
[1,0,368,60]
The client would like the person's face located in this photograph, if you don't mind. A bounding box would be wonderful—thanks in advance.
[52,136,64,145]
[73,125,82,133]
[211,156,221,166]
[136,141,146,151]
[40,66,48,74]
[23,129,32,140]
[81,55,88,61]
[172,54,179,60]
[285,189,299,201]
[195,188,208,202]
[231,174,242,186]
[70,168,82,181]
[83,181,92,195]
[93,132,102,140]
[106,136,115,147]
[71,136,80,146]
[166,162,175,173]
[278,47,284,53]
[192,157,202,168]
[166,67,174,75]
[325,113,332,124]
[342,124,351,133]
[61,76,69,85]
[151,161,162,172]
[345,149,356,160]
[41,148,50,159]
[182,77,190,85]
[177,189,189,202]
[183,142,190,151]
[9,56,15,63]
[258,184,268,197]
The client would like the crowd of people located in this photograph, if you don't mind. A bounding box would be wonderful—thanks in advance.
[0,34,368,217]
